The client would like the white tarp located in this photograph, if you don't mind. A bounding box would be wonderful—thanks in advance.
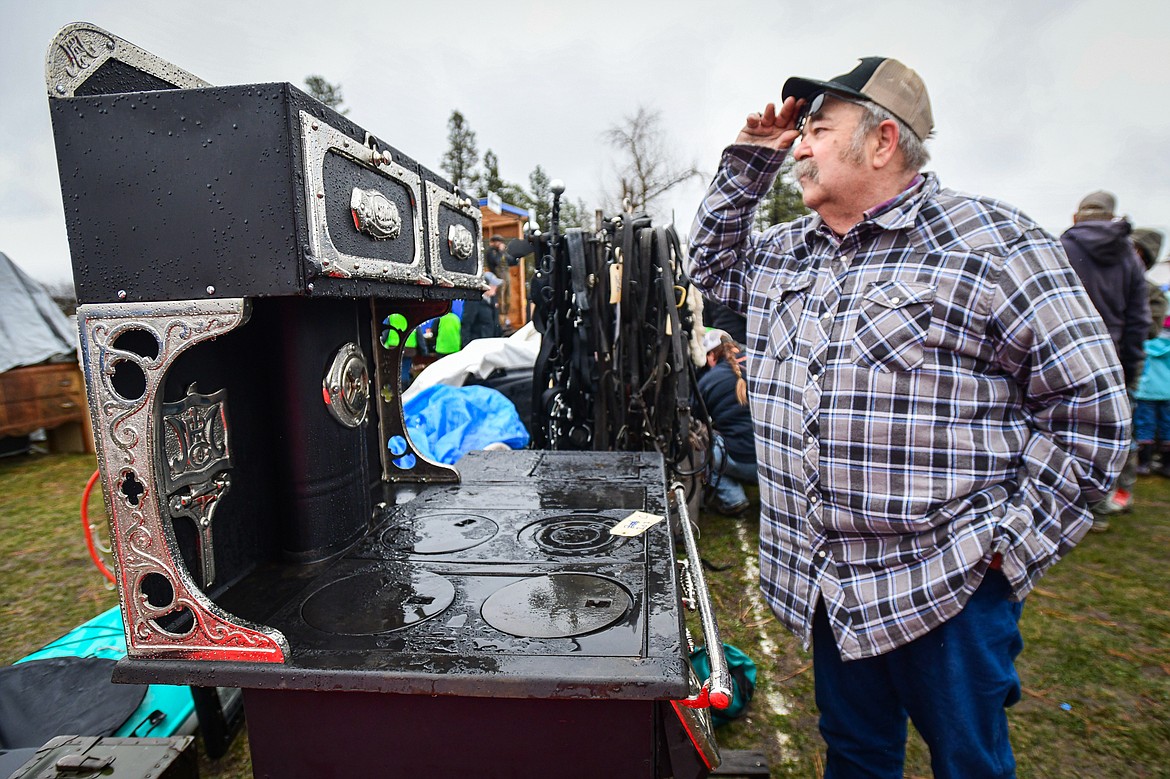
[0,252,77,374]
[402,321,540,403]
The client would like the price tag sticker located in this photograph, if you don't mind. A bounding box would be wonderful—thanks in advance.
[610,510,664,537]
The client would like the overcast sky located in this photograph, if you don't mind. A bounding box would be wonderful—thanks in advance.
[3,0,1169,285]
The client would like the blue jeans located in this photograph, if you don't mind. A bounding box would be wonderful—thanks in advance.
[813,571,1024,779]
[710,435,758,506]
[1134,399,1170,443]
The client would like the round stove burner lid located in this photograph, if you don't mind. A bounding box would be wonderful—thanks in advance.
[531,515,624,556]
[481,574,632,639]
[381,512,498,554]
[301,569,455,635]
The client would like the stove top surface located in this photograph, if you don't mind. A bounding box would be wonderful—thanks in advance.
[118,451,690,700]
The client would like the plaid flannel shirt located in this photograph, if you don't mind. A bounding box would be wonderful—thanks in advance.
[689,145,1130,660]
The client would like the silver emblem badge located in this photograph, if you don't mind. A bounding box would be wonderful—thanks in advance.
[350,187,402,240]
[447,223,474,260]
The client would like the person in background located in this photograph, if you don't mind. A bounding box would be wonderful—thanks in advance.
[433,310,462,355]
[485,234,509,274]
[1060,192,1149,518]
[698,329,757,516]
[461,271,504,347]
[1134,315,1170,476]
[382,313,419,388]
[485,235,514,330]
[702,297,748,346]
[1132,228,1166,338]
[688,56,1129,777]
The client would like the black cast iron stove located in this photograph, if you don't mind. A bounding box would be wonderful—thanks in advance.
[45,22,727,778]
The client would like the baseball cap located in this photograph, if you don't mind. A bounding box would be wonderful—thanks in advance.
[1075,190,1116,222]
[702,329,731,354]
[783,57,933,141]
[490,234,505,244]
[483,271,503,288]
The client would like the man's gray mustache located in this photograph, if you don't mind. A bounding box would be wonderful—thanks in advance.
[793,159,818,185]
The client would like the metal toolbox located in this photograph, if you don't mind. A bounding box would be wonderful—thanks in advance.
[6,735,197,779]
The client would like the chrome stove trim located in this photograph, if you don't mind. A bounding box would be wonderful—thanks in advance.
[46,21,210,98]
[323,342,370,428]
[78,298,288,662]
[424,180,484,288]
[162,385,232,588]
[370,299,459,484]
[300,111,427,284]
[671,483,732,710]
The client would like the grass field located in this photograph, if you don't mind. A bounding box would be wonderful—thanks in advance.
[2,451,1168,777]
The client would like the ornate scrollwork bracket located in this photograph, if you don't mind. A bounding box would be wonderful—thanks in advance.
[78,298,288,662]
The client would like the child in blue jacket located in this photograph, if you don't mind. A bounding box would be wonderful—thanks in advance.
[1134,316,1170,475]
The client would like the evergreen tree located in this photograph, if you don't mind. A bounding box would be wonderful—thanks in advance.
[524,166,587,232]
[480,149,529,207]
[755,157,810,229]
[528,165,551,232]
[557,198,589,230]
[303,75,348,115]
[441,110,479,193]
[480,150,504,199]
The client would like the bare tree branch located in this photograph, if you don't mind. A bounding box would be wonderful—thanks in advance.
[603,106,702,216]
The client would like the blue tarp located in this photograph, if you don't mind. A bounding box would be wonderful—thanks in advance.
[404,384,529,465]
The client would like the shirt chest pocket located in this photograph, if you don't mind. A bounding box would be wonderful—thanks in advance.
[851,280,936,372]
[766,274,814,361]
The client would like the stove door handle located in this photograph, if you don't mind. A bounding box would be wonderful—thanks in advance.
[671,483,733,710]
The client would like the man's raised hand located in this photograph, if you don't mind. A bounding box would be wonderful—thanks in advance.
[734,96,803,151]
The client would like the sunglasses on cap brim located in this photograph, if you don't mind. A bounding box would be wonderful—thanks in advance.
[794,91,863,135]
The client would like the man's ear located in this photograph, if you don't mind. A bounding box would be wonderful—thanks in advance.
[871,120,900,170]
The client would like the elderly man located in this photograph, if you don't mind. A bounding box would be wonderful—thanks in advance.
[688,57,1130,778]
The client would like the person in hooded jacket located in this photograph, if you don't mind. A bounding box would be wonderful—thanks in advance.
[1060,191,1149,522]
[1134,315,1170,476]
[1060,191,1150,390]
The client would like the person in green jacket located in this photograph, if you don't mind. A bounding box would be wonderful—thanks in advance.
[382,313,421,387]
[434,311,462,355]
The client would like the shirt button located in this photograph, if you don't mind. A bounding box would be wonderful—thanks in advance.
[818,550,827,559]
[890,297,901,305]
[822,310,833,320]
[809,493,819,504]
[806,435,815,446]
